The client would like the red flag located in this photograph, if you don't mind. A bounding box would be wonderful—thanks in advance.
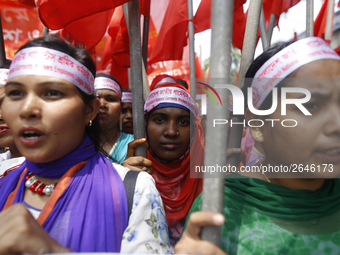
[34,0,129,30]
[262,0,301,28]
[148,0,188,64]
[1,1,44,59]
[140,0,151,17]
[194,0,246,34]
[194,0,247,50]
[60,9,114,50]
[314,0,331,41]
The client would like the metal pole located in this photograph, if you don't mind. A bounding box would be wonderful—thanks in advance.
[188,0,196,100]
[267,14,276,45]
[325,0,335,43]
[124,3,150,100]
[126,0,147,157]
[201,0,233,246]
[0,14,6,67]
[259,7,269,51]
[142,16,150,69]
[43,26,49,37]
[226,0,263,167]
[306,0,314,37]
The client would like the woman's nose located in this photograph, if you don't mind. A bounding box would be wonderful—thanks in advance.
[19,94,42,120]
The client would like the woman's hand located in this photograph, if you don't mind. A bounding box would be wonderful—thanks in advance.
[175,211,229,255]
[122,138,153,174]
[0,204,71,254]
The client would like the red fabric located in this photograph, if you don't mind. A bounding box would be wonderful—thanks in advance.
[34,0,129,30]
[140,0,151,17]
[1,1,44,59]
[97,6,129,88]
[148,118,204,227]
[314,0,331,40]
[18,0,36,7]
[194,0,247,50]
[148,0,188,64]
[194,0,246,33]
[262,0,301,28]
[59,9,114,50]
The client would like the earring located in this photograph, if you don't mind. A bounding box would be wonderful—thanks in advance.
[176,132,179,136]
[254,131,262,139]
[87,120,92,127]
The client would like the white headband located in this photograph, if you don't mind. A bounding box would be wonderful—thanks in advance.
[0,69,9,85]
[94,77,122,98]
[8,47,95,94]
[121,92,132,103]
[144,86,200,117]
[251,37,340,108]
[153,77,177,89]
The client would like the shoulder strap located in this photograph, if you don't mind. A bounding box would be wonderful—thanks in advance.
[123,170,140,219]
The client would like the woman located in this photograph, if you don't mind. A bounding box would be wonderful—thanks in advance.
[0,64,24,175]
[0,36,170,254]
[176,37,340,255]
[144,83,205,249]
[95,74,134,163]
[121,88,133,134]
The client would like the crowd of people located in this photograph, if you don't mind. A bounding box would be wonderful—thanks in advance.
[0,34,339,255]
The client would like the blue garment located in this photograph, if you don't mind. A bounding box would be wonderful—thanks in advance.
[109,132,134,164]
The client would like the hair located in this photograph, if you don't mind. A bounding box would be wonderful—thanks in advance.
[176,79,189,89]
[242,41,294,115]
[0,59,12,69]
[16,36,106,154]
[122,88,131,93]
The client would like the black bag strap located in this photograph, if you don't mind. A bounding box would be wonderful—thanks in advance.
[123,170,140,219]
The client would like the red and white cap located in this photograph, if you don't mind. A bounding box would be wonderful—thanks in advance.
[94,77,122,98]
[8,47,95,94]
[121,92,132,103]
[0,69,9,85]
[251,37,340,108]
[144,85,200,117]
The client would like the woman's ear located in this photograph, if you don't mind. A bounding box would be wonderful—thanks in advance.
[86,97,100,123]
[245,108,264,143]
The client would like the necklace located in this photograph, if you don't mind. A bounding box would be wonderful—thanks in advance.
[25,172,58,196]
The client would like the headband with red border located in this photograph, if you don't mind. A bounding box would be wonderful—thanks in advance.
[251,37,340,108]
[121,92,132,103]
[8,47,95,94]
[0,69,9,85]
[144,85,200,117]
[94,77,122,98]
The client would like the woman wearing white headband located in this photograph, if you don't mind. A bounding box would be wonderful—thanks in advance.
[0,36,170,254]
[94,74,135,164]
[121,89,133,134]
[0,63,25,176]
[176,37,340,255]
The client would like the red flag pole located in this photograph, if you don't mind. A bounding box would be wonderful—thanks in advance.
[226,0,263,167]
[325,0,335,43]
[306,0,314,37]
[200,0,234,245]
[43,26,49,37]
[259,7,270,50]
[125,0,147,157]
[0,14,6,67]
[142,1,150,70]
[267,13,276,45]
[188,0,196,100]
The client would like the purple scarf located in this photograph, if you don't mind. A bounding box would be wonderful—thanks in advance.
[0,135,128,252]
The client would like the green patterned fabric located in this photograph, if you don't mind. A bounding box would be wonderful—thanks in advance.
[187,175,340,255]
